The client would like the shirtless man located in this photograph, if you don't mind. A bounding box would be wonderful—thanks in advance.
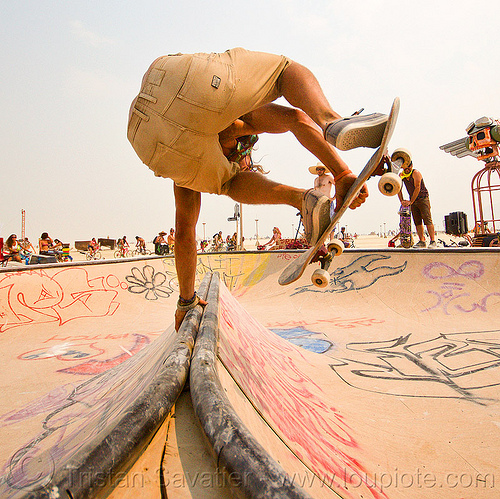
[135,236,146,254]
[154,231,169,255]
[309,162,334,198]
[128,48,389,330]
[167,228,175,251]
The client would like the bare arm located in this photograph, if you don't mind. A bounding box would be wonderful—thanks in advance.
[173,185,206,330]
[408,170,422,204]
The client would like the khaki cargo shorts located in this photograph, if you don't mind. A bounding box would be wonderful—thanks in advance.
[127,48,291,194]
[411,197,433,226]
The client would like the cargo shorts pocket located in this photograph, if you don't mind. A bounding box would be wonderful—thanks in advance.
[177,54,235,112]
[149,139,201,186]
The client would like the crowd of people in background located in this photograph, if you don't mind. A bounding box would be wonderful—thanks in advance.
[1,231,74,265]
[1,225,338,265]
[199,231,242,253]
[0,149,445,265]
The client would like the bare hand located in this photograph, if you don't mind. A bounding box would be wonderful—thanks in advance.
[175,298,208,331]
[334,173,369,212]
[401,200,411,207]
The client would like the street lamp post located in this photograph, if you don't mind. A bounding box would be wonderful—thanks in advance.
[255,219,259,246]
[239,203,243,250]
[202,222,206,241]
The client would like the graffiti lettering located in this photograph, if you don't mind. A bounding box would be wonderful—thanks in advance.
[276,253,298,261]
[266,317,384,330]
[422,261,500,315]
[218,283,387,499]
[422,260,484,280]
[0,268,123,333]
[329,331,500,405]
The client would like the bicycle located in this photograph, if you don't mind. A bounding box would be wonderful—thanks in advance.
[86,246,102,260]
[437,238,470,248]
[114,246,131,258]
[131,246,152,256]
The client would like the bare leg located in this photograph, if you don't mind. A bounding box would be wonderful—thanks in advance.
[237,104,368,210]
[278,61,341,131]
[174,185,201,298]
[416,224,426,242]
[240,104,348,177]
[427,224,436,241]
[224,171,303,210]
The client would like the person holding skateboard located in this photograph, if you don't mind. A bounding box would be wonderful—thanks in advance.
[128,48,390,329]
[395,149,436,248]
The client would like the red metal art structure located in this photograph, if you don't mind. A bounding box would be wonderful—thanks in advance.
[440,117,500,246]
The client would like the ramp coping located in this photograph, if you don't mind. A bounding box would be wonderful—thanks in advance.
[190,272,313,499]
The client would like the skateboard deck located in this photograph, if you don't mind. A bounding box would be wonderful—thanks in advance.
[398,204,412,248]
[279,97,400,286]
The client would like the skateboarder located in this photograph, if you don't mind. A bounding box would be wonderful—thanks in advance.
[395,149,436,248]
[128,48,390,329]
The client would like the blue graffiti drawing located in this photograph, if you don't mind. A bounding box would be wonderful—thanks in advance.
[292,254,407,295]
[270,327,334,354]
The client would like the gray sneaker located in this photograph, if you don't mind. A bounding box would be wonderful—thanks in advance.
[302,189,331,245]
[325,113,389,150]
[428,240,437,249]
[413,240,427,248]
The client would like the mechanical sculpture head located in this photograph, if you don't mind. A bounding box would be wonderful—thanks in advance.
[440,116,500,163]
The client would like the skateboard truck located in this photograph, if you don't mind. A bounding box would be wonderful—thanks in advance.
[311,239,344,288]
[278,97,400,287]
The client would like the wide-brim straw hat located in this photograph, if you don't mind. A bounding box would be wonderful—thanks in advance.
[308,162,327,174]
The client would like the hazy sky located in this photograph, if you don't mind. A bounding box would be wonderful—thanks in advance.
[1,0,499,244]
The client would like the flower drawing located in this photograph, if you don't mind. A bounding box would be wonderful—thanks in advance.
[126,265,173,300]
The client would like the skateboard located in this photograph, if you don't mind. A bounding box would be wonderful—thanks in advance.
[398,204,412,248]
[278,97,400,287]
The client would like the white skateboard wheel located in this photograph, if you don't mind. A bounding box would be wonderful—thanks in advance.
[327,239,344,256]
[311,268,330,288]
[378,172,402,196]
[391,148,412,168]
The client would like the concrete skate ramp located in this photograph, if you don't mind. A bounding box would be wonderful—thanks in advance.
[0,251,296,497]
[193,249,500,499]
[0,256,202,498]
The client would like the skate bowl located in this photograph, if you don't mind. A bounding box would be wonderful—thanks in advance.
[1,249,500,498]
